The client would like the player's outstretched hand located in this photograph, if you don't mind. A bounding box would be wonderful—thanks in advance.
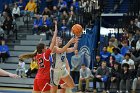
[9,73,20,79]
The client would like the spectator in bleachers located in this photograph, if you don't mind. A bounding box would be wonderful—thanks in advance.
[136,37,140,51]
[71,0,79,14]
[71,50,81,84]
[16,59,26,78]
[1,13,13,36]
[134,28,140,42]
[112,48,123,63]
[0,40,10,63]
[51,6,60,19]
[120,40,130,56]
[106,62,121,93]
[12,3,20,20]
[42,7,51,17]
[122,53,135,70]
[107,40,115,54]
[128,20,136,34]
[134,18,140,28]
[33,14,43,35]
[119,63,131,93]
[93,61,110,93]
[17,0,26,16]
[100,46,111,65]
[59,19,68,32]
[110,34,118,48]
[24,0,36,17]
[132,63,140,93]
[60,11,69,21]
[128,32,136,49]
[109,55,116,68]
[26,57,38,78]
[67,10,77,27]
[78,64,93,92]
[94,55,101,68]
[2,4,12,18]
[58,0,68,12]
[42,15,52,35]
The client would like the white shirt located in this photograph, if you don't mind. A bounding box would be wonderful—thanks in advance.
[122,59,135,69]
[136,40,140,50]
[12,7,20,16]
[18,61,25,69]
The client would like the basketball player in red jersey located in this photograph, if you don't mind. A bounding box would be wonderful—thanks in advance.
[32,21,58,93]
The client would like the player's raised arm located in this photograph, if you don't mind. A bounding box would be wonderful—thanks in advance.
[66,37,79,53]
[49,20,58,50]
[55,37,79,53]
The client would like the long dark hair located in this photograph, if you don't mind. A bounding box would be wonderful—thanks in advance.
[37,43,45,54]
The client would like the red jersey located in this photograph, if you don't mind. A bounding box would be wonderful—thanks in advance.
[35,49,51,79]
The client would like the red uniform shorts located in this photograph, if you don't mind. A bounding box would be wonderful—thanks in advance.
[33,79,51,92]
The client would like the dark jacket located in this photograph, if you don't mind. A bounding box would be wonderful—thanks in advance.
[120,69,131,80]
[136,67,140,78]
[96,66,110,77]
[110,67,121,78]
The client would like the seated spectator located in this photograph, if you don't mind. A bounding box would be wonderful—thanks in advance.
[16,59,26,78]
[17,0,26,16]
[134,28,140,42]
[71,50,81,84]
[136,37,140,52]
[26,57,38,78]
[0,40,10,63]
[12,3,20,20]
[122,53,135,70]
[2,4,12,19]
[100,46,111,65]
[32,14,43,35]
[120,63,131,93]
[78,64,93,92]
[59,19,68,32]
[107,40,115,54]
[106,62,121,93]
[109,55,116,67]
[128,20,136,34]
[42,15,52,35]
[24,0,36,17]
[58,0,68,12]
[60,11,69,21]
[93,61,110,93]
[67,10,76,28]
[1,14,13,36]
[120,40,130,56]
[51,6,60,19]
[134,18,140,28]
[132,63,140,93]
[110,34,118,47]
[112,48,123,63]
[71,0,79,14]
[94,55,101,68]
[42,7,51,17]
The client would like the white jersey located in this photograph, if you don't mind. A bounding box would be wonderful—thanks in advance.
[50,52,69,86]
[53,52,67,70]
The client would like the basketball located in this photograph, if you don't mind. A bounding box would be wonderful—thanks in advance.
[71,24,83,37]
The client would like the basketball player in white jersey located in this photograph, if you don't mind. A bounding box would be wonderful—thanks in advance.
[50,36,78,93]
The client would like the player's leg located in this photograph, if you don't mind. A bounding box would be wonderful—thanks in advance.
[61,75,75,88]
[32,91,40,93]
[59,88,66,93]
[51,86,58,93]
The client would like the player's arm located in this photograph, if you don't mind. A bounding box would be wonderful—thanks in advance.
[49,20,58,51]
[0,68,19,78]
[66,41,78,53]
[55,38,78,53]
